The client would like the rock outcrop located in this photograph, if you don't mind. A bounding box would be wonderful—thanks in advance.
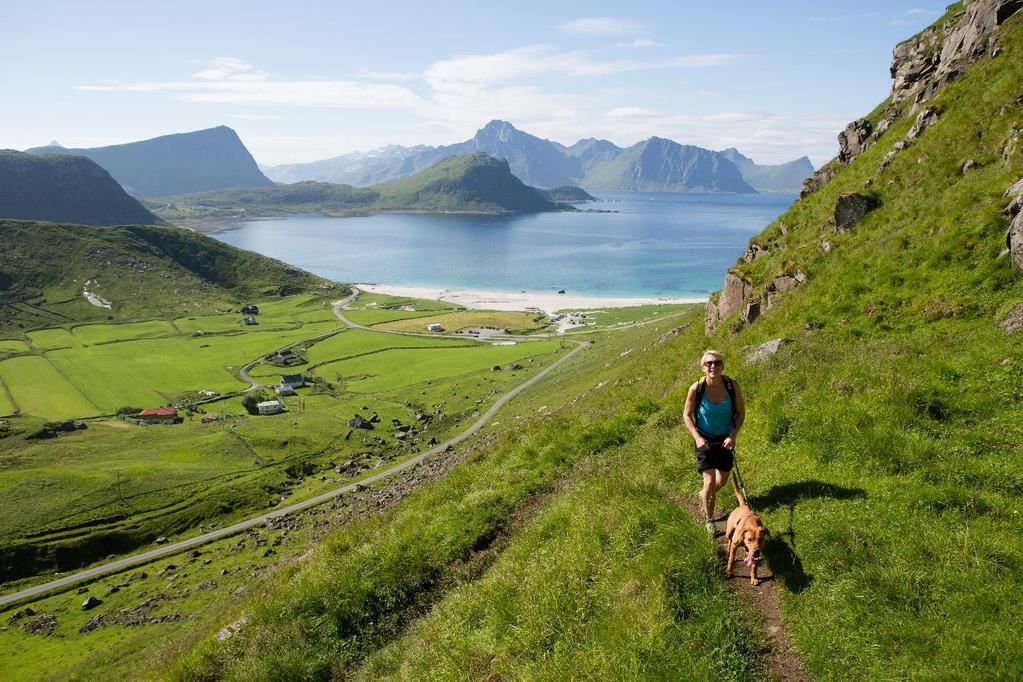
[838,119,874,165]
[891,0,1022,107]
[1003,178,1023,271]
[746,338,790,364]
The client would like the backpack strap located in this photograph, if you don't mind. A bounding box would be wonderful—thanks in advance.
[723,375,738,425]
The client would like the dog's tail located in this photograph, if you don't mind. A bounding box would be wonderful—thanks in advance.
[731,469,749,508]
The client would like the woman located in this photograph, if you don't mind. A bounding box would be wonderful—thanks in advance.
[683,349,745,533]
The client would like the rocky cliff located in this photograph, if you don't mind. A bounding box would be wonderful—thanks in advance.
[707,0,1023,335]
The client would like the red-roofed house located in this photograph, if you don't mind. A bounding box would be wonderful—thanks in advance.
[139,407,178,424]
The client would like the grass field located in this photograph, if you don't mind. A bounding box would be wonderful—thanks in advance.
[26,327,77,350]
[0,355,99,417]
[0,319,342,419]
[71,320,178,346]
[0,340,31,354]
[348,291,459,312]
[313,341,562,393]
[561,303,695,331]
[374,310,545,333]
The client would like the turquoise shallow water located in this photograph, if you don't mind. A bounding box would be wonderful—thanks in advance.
[212,191,795,299]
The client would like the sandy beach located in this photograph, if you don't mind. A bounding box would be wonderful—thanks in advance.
[355,283,704,315]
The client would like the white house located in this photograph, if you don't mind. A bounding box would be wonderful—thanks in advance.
[427,323,444,332]
[280,374,305,389]
[257,400,285,415]
[275,385,296,396]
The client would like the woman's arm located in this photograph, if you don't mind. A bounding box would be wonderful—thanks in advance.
[723,381,746,450]
[683,383,710,451]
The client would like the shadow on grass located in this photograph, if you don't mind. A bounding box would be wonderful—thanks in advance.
[751,480,867,595]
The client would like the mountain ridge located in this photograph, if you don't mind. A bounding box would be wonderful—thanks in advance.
[263,120,807,193]
[26,126,274,197]
[0,150,161,226]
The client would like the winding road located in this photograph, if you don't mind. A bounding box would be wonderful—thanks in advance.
[0,290,587,608]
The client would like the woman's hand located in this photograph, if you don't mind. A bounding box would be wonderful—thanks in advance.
[695,436,711,452]
[723,435,736,450]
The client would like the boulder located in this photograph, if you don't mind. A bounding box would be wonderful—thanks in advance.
[835,193,880,232]
[746,338,790,364]
[838,119,873,164]
[81,596,102,611]
[998,303,1023,334]
[348,415,373,430]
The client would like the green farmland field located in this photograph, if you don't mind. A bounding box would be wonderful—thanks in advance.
[26,327,77,350]
[315,340,563,393]
[0,340,31,354]
[71,319,178,345]
[0,355,99,417]
[375,310,544,333]
[0,320,341,418]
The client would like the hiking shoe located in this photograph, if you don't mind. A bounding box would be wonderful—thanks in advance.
[704,519,715,535]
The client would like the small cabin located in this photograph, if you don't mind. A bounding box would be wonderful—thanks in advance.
[426,323,444,332]
[275,385,296,396]
[257,400,285,415]
[240,316,258,326]
[280,374,305,389]
[138,407,177,424]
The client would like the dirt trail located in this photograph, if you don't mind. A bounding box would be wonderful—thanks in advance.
[673,493,810,682]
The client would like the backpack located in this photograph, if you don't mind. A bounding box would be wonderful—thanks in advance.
[694,375,738,425]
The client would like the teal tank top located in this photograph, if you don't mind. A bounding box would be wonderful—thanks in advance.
[696,390,733,437]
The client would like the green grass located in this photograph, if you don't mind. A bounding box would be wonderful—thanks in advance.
[27,327,78,350]
[0,340,31,354]
[347,291,458,312]
[313,341,562,393]
[374,309,544,333]
[343,308,444,326]
[0,355,99,417]
[561,303,694,331]
[71,320,179,345]
[356,427,765,682]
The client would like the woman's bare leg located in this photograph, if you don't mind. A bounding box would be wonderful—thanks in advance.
[700,470,715,520]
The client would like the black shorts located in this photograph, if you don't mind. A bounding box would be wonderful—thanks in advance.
[694,436,734,473]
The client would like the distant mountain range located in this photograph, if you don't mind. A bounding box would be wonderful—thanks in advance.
[26,126,274,197]
[0,150,160,226]
[720,148,814,193]
[263,120,813,193]
[150,152,575,223]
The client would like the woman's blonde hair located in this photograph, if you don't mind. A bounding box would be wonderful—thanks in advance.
[699,349,724,366]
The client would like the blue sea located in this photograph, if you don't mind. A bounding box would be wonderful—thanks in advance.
[212,191,795,300]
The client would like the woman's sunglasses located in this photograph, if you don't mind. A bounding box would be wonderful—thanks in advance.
[702,360,723,367]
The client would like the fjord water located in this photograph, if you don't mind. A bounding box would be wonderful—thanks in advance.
[213,191,795,299]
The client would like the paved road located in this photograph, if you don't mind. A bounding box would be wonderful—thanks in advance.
[0,309,587,608]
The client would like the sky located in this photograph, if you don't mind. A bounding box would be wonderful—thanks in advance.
[0,1,951,167]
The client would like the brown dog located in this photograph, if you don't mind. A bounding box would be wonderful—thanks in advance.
[724,470,769,585]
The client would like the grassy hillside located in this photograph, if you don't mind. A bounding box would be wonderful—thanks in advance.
[150,153,562,223]
[144,5,1023,681]
[0,151,160,226]
[0,220,332,332]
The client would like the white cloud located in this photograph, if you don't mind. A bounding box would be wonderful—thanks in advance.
[559,17,646,36]
[78,57,425,110]
[614,38,664,49]
[424,45,740,89]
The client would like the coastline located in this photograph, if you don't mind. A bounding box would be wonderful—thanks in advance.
[354,283,705,315]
